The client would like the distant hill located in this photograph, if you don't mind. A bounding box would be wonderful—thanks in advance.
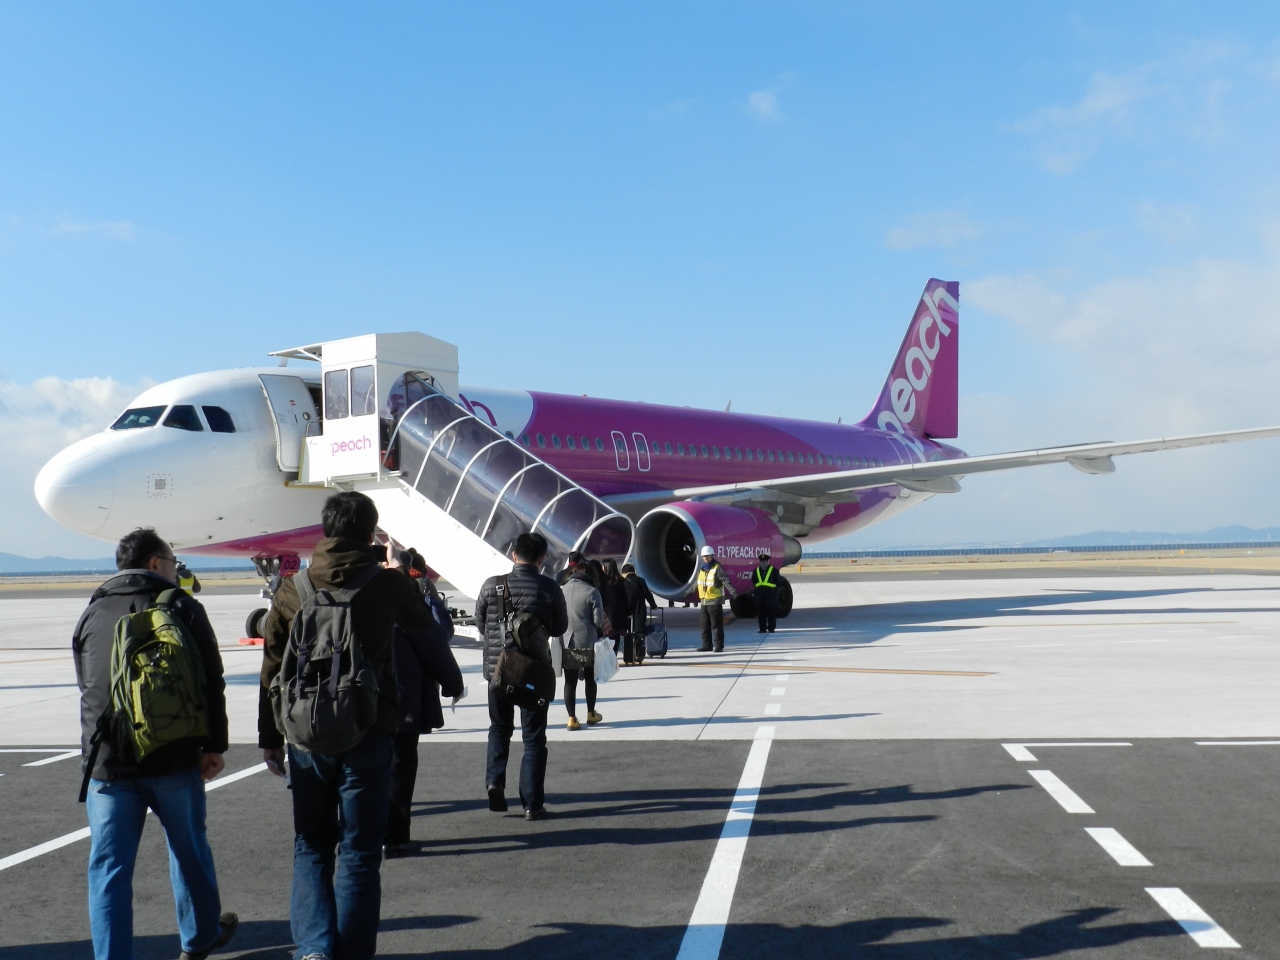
[1019,526,1280,548]
[0,552,254,575]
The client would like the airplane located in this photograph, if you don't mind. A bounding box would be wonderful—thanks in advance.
[34,279,1280,632]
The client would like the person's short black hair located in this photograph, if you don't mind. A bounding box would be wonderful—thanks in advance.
[566,551,585,566]
[620,563,635,574]
[116,528,170,570]
[512,532,548,564]
[322,491,379,541]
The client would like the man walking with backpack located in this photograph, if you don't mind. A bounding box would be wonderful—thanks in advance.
[258,492,435,960]
[475,532,567,820]
[73,527,237,960]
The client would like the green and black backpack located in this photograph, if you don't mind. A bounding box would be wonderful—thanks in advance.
[79,589,210,801]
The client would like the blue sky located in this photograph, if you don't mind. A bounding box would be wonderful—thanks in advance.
[5,3,1280,555]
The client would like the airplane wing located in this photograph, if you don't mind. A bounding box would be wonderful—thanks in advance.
[603,424,1280,516]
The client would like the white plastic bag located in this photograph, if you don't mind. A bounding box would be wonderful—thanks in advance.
[551,636,564,678]
[593,637,618,683]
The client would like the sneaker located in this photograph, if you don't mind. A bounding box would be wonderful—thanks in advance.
[698,645,712,652]
[179,912,239,959]
[524,806,549,821]
[713,646,724,653]
[566,716,581,731]
[587,710,603,725]
[487,785,508,812]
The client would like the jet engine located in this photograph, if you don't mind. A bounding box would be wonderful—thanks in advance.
[633,502,802,611]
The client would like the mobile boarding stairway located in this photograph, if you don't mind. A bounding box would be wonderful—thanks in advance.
[269,333,633,600]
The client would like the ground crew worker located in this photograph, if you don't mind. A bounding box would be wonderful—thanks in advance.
[696,545,736,652]
[753,552,780,634]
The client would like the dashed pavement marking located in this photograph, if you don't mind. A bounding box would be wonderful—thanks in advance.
[1195,740,1280,746]
[1085,827,1152,866]
[763,703,781,716]
[1027,769,1095,814]
[21,751,80,767]
[676,726,775,960]
[1145,887,1240,948]
[1002,742,1132,762]
[0,762,266,873]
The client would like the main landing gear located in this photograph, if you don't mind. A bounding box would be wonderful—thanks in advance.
[244,554,301,641]
[727,575,794,620]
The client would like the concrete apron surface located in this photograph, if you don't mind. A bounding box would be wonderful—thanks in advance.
[1,574,1278,957]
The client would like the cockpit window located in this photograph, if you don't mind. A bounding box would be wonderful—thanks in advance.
[202,406,236,433]
[163,405,204,432]
[111,406,167,430]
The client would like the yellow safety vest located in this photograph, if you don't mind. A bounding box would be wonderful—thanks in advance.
[697,563,725,601]
[753,565,777,589]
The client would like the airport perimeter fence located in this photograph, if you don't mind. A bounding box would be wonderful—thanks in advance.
[803,541,1280,560]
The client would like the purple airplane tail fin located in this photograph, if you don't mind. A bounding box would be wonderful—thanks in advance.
[861,279,960,440]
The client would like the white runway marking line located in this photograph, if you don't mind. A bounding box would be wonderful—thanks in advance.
[0,762,267,873]
[676,725,775,960]
[763,703,781,716]
[1002,742,1132,762]
[1145,887,1240,948]
[774,675,789,682]
[1085,827,1152,866]
[1027,770,1095,814]
[22,750,80,767]
[769,688,786,697]
[1195,740,1280,746]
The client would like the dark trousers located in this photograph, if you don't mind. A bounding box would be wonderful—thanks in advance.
[756,592,778,632]
[486,687,548,811]
[563,667,597,715]
[386,731,421,846]
[699,601,725,650]
[287,732,393,960]
[623,633,643,662]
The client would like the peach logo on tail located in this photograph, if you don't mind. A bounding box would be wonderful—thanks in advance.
[331,437,372,456]
[878,286,957,454]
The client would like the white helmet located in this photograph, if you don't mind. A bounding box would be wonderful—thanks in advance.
[699,545,715,557]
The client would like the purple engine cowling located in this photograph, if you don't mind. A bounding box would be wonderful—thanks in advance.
[633,501,803,600]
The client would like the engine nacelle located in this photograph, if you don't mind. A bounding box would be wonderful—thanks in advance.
[633,501,802,600]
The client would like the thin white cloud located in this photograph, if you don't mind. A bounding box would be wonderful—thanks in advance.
[650,97,702,118]
[50,216,138,240]
[0,375,151,555]
[885,210,984,250]
[746,89,782,122]
[1011,41,1249,175]
[744,74,796,123]
[1135,201,1198,243]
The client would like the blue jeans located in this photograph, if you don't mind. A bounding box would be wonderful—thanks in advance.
[287,732,393,960]
[486,688,548,810]
[86,767,222,960]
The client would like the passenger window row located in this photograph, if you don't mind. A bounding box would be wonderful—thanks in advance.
[512,430,882,468]
[111,405,236,433]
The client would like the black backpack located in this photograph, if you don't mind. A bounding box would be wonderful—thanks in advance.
[488,576,556,710]
[269,566,382,754]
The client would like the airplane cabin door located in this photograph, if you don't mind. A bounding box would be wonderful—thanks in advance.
[610,430,630,471]
[259,374,319,472]
[632,432,651,472]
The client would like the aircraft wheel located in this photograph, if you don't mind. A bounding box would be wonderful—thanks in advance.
[245,607,268,640]
[776,577,794,618]
[729,595,757,618]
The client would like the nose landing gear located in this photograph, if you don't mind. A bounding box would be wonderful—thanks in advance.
[244,554,301,641]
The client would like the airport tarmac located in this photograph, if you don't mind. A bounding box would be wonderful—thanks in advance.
[1,571,1277,957]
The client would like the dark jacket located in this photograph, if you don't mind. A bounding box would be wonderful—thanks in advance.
[258,537,435,750]
[475,563,568,681]
[73,570,228,780]
[393,616,464,735]
[623,572,657,632]
[602,579,630,638]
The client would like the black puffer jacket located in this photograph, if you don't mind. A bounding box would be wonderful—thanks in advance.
[475,563,568,681]
[73,571,228,780]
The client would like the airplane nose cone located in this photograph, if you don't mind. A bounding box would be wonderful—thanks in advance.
[34,439,115,536]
